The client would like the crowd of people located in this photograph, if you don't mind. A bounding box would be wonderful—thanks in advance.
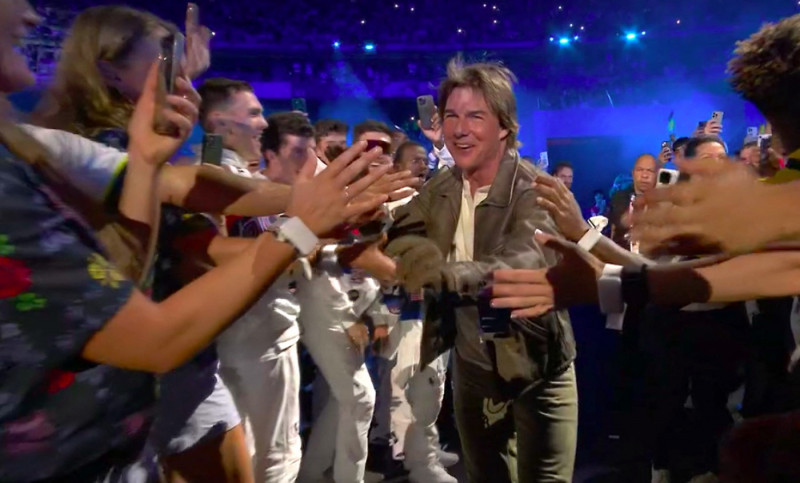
[3,1,800,483]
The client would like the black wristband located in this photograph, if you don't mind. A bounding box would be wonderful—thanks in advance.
[621,264,649,306]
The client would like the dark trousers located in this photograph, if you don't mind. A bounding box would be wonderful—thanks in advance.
[642,304,749,478]
[453,353,578,482]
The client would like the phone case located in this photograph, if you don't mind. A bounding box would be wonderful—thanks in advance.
[417,96,435,130]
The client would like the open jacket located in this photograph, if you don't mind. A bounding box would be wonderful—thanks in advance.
[388,150,576,390]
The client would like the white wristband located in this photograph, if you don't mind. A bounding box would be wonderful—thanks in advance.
[597,264,624,314]
[273,217,319,257]
[578,228,602,251]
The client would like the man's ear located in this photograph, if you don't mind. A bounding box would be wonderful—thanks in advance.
[499,128,510,141]
[97,60,122,87]
[206,112,227,134]
[264,149,278,166]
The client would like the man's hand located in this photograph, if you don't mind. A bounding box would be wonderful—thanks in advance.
[339,236,398,283]
[532,175,591,242]
[631,157,782,255]
[703,119,723,136]
[363,169,421,204]
[418,111,443,150]
[658,145,672,165]
[128,62,200,166]
[183,3,212,80]
[491,231,604,317]
[346,322,370,353]
[385,236,444,292]
[286,142,389,237]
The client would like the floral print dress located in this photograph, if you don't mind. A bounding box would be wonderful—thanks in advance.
[0,149,156,481]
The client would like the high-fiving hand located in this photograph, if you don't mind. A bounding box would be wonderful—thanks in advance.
[630,156,781,255]
[492,231,604,318]
[286,142,390,237]
[531,174,591,242]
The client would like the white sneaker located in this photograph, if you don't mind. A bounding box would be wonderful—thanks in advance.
[408,463,457,483]
[436,449,459,468]
[651,468,671,483]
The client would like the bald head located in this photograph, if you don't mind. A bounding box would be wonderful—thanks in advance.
[632,154,658,194]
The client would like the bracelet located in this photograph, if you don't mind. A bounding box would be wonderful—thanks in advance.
[577,228,602,251]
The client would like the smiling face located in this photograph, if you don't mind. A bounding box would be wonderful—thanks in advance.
[0,0,41,94]
[442,87,508,172]
[209,90,268,161]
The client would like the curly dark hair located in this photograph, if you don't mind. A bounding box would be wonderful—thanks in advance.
[728,15,800,118]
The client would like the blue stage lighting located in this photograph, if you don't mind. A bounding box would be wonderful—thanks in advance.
[364,43,375,51]
[332,41,340,49]
[625,32,637,41]
[558,37,570,45]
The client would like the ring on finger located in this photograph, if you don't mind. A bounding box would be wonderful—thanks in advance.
[343,186,351,201]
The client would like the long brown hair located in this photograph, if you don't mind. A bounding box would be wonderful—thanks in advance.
[34,5,175,137]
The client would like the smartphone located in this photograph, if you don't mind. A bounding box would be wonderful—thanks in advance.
[661,141,670,150]
[477,293,511,338]
[698,121,707,131]
[417,95,436,130]
[759,134,773,162]
[657,168,680,187]
[538,151,549,170]
[747,126,758,139]
[153,32,185,136]
[711,111,724,124]
[365,139,392,155]
[201,133,223,166]
[291,97,307,114]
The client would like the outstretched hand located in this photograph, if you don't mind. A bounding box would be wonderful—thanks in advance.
[532,175,590,242]
[630,157,777,255]
[286,141,389,237]
[491,231,603,318]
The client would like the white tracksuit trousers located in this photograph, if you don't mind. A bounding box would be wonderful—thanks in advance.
[219,347,302,482]
[296,272,376,483]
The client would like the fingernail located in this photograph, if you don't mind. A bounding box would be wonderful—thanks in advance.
[535,229,543,236]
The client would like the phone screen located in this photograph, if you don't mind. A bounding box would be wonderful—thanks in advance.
[477,293,511,337]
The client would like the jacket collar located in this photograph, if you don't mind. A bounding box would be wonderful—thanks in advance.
[444,149,520,206]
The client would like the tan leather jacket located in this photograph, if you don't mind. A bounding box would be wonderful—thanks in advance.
[388,150,576,390]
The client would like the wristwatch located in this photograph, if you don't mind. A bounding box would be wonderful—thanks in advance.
[267,217,319,257]
[268,217,319,280]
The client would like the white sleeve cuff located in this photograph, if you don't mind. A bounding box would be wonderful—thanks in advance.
[598,264,624,314]
[434,145,454,169]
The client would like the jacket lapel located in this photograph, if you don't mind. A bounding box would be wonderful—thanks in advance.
[430,169,461,258]
[474,151,519,258]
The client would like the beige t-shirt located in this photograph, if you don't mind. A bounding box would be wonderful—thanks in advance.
[451,179,493,370]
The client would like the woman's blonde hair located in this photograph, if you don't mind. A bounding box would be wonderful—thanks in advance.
[34,5,175,137]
